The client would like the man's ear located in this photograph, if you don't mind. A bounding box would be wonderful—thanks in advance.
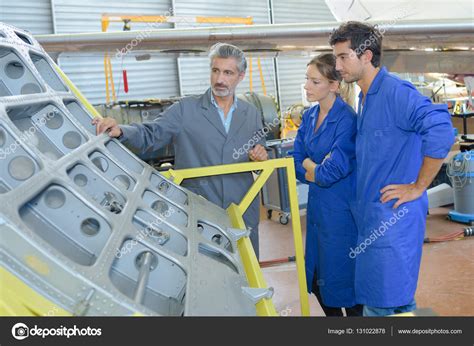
[362,49,374,66]
[238,72,245,83]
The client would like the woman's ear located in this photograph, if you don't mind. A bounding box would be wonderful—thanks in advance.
[330,80,340,93]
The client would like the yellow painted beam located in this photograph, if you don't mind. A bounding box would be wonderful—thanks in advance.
[257,57,267,96]
[238,167,273,214]
[162,158,290,180]
[227,204,277,316]
[285,162,310,316]
[101,14,252,25]
[196,16,253,25]
[0,266,71,316]
[102,15,169,23]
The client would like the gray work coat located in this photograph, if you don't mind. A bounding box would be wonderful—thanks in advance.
[119,88,265,230]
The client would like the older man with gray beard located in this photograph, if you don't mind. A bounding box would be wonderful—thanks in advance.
[94,43,268,258]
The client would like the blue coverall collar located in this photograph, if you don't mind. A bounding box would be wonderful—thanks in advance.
[358,66,389,100]
[326,95,345,123]
[311,95,345,123]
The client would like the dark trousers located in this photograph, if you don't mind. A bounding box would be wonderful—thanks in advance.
[311,269,363,317]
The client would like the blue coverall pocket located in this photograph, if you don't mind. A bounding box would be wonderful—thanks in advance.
[363,127,395,161]
[358,202,410,249]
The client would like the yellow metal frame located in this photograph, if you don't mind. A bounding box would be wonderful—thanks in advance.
[162,158,310,316]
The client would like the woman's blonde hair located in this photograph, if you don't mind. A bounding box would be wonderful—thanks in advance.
[307,53,356,108]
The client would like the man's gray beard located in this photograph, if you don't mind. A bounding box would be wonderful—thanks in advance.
[212,87,231,97]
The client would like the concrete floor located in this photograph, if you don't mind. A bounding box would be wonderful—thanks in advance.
[258,205,474,316]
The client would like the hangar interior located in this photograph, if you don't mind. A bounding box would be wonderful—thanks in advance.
[0,0,473,316]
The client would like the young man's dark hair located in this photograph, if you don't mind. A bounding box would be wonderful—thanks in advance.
[329,21,382,68]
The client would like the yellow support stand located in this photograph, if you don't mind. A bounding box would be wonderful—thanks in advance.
[163,158,310,316]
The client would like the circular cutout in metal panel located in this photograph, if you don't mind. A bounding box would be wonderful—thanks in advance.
[81,218,100,236]
[74,173,88,187]
[8,155,35,181]
[5,61,24,79]
[62,131,82,149]
[45,111,64,129]
[44,188,66,209]
[157,180,170,193]
[113,175,130,190]
[20,83,41,94]
[135,251,158,271]
[152,200,169,214]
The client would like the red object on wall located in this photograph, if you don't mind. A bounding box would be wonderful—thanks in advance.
[123,70,129,93]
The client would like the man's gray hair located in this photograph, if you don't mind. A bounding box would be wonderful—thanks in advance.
[209,43,247,73]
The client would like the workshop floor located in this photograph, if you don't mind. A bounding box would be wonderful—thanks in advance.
[259,206,474,316]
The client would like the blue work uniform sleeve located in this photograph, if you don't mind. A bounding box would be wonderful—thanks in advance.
[392,82,454,159]
[314,115,356,187]
[119,101,183,156]
[290,111,310,184]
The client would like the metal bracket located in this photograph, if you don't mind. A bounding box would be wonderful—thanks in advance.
[100,191,124,214]
[226,227,250,242]
[241,286,274,304]
[144,226,170,246]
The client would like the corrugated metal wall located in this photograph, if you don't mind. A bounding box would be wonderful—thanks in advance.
[276,57,310,111]
[53,0,172,34]
[271,0,334,24]
[0,0,53,34]
[1,0,335,107]
[175,0,276,98]
[173,0,270,27]
[240,56,276,97]
[272,0,335,110]
[178,56,276,97]
[53,0,177,104]
[58,53,179,105]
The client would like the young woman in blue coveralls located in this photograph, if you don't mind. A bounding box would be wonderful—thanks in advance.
[292,54,363,316]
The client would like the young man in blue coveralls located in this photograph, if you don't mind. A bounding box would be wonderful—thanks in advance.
[330,22,454,316]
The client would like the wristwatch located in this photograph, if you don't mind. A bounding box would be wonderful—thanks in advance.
[116,127,124,140]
